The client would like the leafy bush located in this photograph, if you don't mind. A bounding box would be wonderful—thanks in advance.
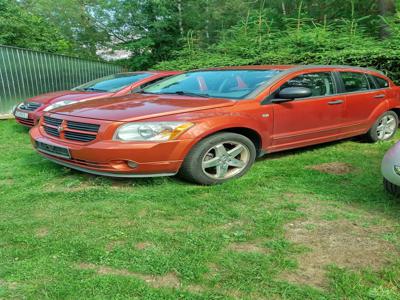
[154,13,400,84]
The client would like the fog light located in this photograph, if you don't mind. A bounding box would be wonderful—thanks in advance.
[127,160,138,169]
[394,165,400,176]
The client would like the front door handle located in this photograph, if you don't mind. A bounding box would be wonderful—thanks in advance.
[328,100,344,105]
[374,94,385,99]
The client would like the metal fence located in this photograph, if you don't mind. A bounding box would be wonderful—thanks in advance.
[0,45,124,115]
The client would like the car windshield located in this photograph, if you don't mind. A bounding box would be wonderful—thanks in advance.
[73,73,152,93]
[142,70,282,99]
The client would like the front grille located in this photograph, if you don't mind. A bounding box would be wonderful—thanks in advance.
[64,131,96,142]
[44,116,62,127]
[66,121,100,133]
[19,102,42,111]
[42,116,100,143]
[44,125,60,137]
[15,117,35,127]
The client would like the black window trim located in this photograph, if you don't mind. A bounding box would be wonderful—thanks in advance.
[370,74,390,90]
[334,71,385,95]
[261,71,338,105]
[366,74,379,90]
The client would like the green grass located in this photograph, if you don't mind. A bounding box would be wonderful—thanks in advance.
[1,119,400,299]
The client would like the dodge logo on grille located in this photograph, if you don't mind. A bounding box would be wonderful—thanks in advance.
[57,125,65,133]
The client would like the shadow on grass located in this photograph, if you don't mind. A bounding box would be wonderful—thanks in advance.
[258,137,361,161]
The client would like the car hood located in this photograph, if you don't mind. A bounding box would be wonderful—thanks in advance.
[27,90,113,105]
[52,93,236,122]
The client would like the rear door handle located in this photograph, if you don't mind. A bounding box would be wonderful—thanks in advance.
[374,94,385,99]
[328,100,344,105]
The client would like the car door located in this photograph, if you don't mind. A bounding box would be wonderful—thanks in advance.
[338,71,388,133]
[269,71,346,149]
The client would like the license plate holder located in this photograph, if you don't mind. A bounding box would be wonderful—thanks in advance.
[36,141,71,159]
[14,110,29,119]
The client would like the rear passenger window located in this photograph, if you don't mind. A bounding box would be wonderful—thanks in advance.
[374,76,389,89]
[280,72,335,97]
[340,72,369,93]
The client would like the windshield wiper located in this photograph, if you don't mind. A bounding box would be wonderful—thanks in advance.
[162,91,210,98]
[83,87,107,92]
[135,89,157,95]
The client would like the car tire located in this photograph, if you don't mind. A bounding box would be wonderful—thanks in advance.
[179,132,257,185]
[366,111,398,142]
[383,177,400,196]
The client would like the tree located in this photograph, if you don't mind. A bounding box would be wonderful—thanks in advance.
[0,0,71,53]
[378,0,397,38]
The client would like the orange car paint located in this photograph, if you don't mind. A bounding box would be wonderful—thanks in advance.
[29,65,400,177]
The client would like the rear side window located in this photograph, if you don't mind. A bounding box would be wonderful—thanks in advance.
[374,76,389,89]
[340,72,369,93]
[280,72,335,97]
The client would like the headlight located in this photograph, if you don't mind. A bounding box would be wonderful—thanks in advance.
[114,122,194,141]
[44,100,76,112]
[394,165,400,176]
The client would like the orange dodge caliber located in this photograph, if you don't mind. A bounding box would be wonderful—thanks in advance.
[30,65,400,184]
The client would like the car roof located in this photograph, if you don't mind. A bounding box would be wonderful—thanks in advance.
[200,65,298,71]
[200,64,383,74]
[116,71,181,76]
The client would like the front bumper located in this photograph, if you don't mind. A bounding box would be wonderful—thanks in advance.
[14,109,41,128]
[30,126,195,177]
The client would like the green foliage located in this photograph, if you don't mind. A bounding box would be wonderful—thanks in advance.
[0,0,72,53]
[155,11,400,83]
[2,117,400,299]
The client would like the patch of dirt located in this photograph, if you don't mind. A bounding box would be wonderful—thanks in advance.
[186,284,206,293]
[135,241,154,250]
[76,263,180,289]
[137,208,148,218]
[0,279,18,290]
[105,240,125,252]
[35,227,49,238]
[110,180,132,189]
[215,220,244,230]
[306,162,355,175]
[43,180,94,192]
[0,179,14,185]
[281,219,398,288]
[227,242,268,254]
[203,263,220,281]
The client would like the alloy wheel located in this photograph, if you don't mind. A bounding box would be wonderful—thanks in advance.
[201,141,251,179]
[376,115,397,140]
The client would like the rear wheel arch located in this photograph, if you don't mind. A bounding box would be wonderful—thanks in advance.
[390,107,400,120]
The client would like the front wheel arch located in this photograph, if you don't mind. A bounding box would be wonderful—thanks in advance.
[191,126,263,156]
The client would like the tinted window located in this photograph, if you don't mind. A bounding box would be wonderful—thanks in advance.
[340,72,369,93]
[144,70,282,99]
[374,76,389,89]
[366,75,377,89]
[280,72,335,97]
[73,73,152,92]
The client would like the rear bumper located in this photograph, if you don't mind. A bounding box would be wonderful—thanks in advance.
[30,126,195,177]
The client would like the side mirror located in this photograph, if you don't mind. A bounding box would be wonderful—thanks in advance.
[273,87,312,102]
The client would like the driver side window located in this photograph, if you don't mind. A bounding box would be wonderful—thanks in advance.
[280,72,335,98]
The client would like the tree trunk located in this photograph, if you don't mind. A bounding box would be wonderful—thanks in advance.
[177,0,184,38]
[205,0,210,41]
[378,0,396,38]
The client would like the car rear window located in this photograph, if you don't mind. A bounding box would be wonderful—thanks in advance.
[373,76,389,89]
[340,72,370,93]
